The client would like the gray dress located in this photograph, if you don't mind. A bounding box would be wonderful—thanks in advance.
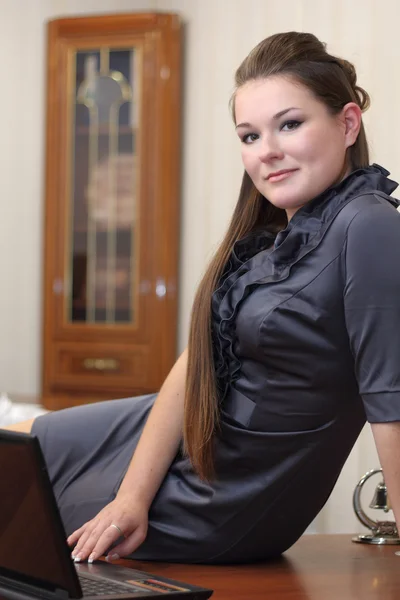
[33,164,400,564]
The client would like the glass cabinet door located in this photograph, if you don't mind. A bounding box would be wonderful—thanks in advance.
[68,47,141,324]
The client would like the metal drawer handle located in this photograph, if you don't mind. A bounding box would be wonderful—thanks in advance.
[82,358,119,372]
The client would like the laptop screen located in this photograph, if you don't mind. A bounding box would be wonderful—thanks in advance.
[0,434,80,595]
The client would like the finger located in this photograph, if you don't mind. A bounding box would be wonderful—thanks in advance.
[71,525,95,557]
[72,523,103,561]
[105,526,147,561]
[67,523,88,547]
[81,525,121,563]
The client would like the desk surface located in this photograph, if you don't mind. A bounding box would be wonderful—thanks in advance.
[119,534,400,599]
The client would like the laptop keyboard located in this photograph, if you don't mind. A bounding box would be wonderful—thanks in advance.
[79,575,135,597]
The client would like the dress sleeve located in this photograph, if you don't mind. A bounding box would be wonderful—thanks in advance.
[344,200,400,422]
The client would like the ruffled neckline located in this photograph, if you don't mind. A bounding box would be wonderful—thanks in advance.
[211,164,399,399]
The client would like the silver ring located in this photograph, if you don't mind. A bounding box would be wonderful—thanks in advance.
[110,523,124,537]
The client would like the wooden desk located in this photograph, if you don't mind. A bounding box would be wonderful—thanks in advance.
[119,534,400,599]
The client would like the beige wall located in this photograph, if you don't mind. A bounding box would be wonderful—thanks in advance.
[1,0,398,533]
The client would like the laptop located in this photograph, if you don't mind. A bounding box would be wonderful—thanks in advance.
[0,430,213,600]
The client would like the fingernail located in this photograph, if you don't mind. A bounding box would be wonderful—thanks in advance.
[106,553,120,562]
[88,553,96,564]
[74,554,82,563]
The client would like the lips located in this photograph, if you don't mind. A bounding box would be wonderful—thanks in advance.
[267,169,298,182]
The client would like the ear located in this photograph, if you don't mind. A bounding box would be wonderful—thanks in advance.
[341,102,362,149]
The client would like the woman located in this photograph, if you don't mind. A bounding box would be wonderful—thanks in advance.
[6,31,400,564]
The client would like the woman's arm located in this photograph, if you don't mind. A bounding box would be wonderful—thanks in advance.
[371,422,400,530]
[342,201,400,532]
[117,347,187,504]
[68,348,188,562]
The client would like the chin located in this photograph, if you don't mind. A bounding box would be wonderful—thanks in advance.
[269,196,309,212]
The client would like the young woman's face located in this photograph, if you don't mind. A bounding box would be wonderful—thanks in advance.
[235,76,360,219]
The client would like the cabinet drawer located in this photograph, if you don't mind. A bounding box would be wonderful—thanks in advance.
[52,344,150,389]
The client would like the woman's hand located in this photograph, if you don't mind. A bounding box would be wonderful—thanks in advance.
[67,492,149,563]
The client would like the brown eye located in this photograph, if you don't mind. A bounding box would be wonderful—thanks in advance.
[242,133,259,144]
[281,120,302,132]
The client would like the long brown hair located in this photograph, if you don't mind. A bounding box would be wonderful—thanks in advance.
[183,31,370,480]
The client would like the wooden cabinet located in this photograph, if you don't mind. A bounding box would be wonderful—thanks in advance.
[42,13,182,409]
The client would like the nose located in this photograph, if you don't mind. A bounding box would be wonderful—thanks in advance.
[258,135,284,163]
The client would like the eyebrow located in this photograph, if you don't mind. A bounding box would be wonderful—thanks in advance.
[235,107,300,129]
